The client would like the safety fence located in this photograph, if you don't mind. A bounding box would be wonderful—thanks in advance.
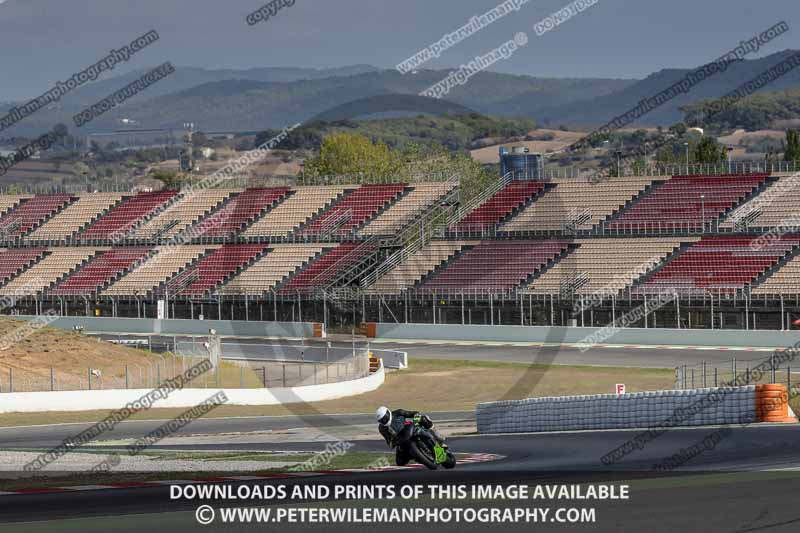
[675,354,798,391]
[0,352,371,393]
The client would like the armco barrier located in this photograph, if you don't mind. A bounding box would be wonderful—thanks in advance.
[476,386,758,434]
[369,322,800,348]
[13,315,319,338]
[0,361,384,414]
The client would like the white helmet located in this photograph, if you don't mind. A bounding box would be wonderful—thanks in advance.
[376,406,391,425]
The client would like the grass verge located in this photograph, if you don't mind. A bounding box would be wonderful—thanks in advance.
[0,450,396,491]
[0,357,674,427]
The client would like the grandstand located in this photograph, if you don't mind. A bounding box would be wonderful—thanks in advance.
[243,186,346,239]
[27,193,125,243]
[297,184,407,237]
[0,194,73,239]
[76,190,177,241]
[501,175,657,233]
[0,172,799,330]
[49,247,152,296]
[128,190,235,240]
[189,187,291,239]
[164,244,268,297]
[604,174,770,232]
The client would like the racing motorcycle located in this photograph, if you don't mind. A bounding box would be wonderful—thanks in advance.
[393,416,456,470]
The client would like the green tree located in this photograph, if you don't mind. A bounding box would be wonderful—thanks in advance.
[784,130,800,162]
[150,170,183,189]
[669,123,687,136]
[304,132,404,180]
[693,137,727,165]
[191,131,209,147]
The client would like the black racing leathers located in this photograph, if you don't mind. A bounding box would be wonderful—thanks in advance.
[378,409,441,446]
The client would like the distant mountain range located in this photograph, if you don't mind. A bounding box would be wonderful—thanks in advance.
[1,51,799,138]
[541,50,800,128]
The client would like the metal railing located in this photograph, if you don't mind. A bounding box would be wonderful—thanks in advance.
[542,160,800,181]
[675,353,797,391]
[0,350,373,393]
[360,180,459,289]
[444,172,513,228]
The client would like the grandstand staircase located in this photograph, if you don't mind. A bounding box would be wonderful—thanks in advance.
[152,219,180,240]
[75,191,177,243]
[116,191,183,242]
[97,251,155,294]
[153,247,219,297]
[295,185,408,240]
[0,198,25,218]
[178,245,269,297]
[39,251,97,295]
[317,209,353,239]
[45,249,148,296]
[177,191,241,242]
[600,179,666,229]
[68,195,128,243]
[0,248,49,289]
[349,185,417,237]
[360,181,460,289]
[177,191,238,241]
[271,246,334,294]
[318,237,385,290]
[282,189,350,240]
[230,188,294,238]
[517,242,581,293]
[562,207,592,234]
[163,269,200,297]
[23,195,76,237]
[495,181,555,229]
[627,241,696,291]
[748,241,800,292]
[387,178,459,240]
[518,242,578,294]
[730,207,763,231]
[273,248,328,293]
[292,187,358,237]
[411,243,478,289]
[558,272,590,300]
[444,172,513,229]
[0,195,76,241]
[720,175,780,230]
[0,221,22,243]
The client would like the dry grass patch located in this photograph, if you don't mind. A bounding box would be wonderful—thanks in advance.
[0,358,674,427]
[0,317,167,390]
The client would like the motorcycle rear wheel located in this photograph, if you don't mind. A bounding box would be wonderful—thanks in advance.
[408,440,438,470]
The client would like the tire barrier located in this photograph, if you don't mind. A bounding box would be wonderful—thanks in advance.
[756,384,798,423]
[477,386,760,434]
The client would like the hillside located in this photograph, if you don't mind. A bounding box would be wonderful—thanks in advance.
[536,50,800,127]
[681,88,800,131]
[0,317,167,391]
[0,68,634,137]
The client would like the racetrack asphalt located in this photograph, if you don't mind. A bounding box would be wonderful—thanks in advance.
[1,423,800,531]
[3,336,798,530]
[97,333,782,369]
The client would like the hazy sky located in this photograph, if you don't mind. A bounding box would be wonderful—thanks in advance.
[1,0,798,100]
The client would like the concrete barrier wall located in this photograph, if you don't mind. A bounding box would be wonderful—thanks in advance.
[15,316,317,338]
[476,385,756,434]
[373,323,800,348]
[0,362,384,414]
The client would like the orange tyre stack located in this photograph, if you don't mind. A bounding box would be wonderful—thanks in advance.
[368,353,381,373]
[755,384,798,423]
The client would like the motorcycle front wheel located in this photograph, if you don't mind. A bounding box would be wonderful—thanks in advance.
[442,451,456,469]
[408,440,438,470]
